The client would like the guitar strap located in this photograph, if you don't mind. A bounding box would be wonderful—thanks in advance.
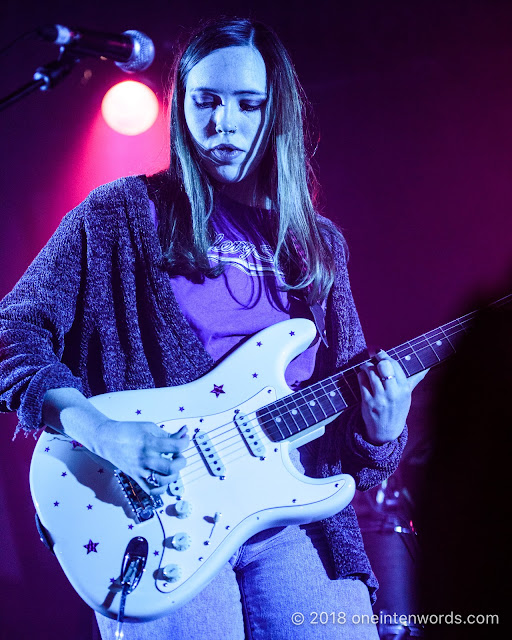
[310,301,329,348]
[289,292,328,348]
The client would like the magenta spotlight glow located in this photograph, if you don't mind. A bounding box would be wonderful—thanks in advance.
[101,80,159,135]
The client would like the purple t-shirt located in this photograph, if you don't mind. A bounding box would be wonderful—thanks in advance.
[151,196,320,390]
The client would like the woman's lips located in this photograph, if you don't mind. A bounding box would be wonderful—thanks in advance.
[210,145,244,162]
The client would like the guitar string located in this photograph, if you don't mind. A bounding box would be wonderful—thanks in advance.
[152,318,471,480]
[163,315,471,460]
[110,310,483,487]
[117,303,508,492]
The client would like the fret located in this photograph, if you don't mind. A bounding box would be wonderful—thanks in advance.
[290,391,318,427]
[269,399,301,438]
[442,319,468,342]
[315,390,338,417]
[395,343,424,376]
[301,387,328,424]
[255,406,282,441]
[341,370,361,401]
[332,374,357,407]
[321,378,349,413]
[423,328,457,361]
[282,394,310,432]
[410,337,441,368]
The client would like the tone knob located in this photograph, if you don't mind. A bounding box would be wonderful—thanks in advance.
[172,532,191,551]
[162,564,182,582]
[175,500,192,519]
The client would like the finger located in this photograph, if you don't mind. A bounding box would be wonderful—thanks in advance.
[141,469,166,492]
[359,364,384,396]
[374,349,405,379]
[147,452,187,478]
[357,371,374,404]
[153,429,189,454]
[375,358,397,384]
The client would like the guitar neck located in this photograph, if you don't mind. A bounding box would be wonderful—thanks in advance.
[258,294,512,442]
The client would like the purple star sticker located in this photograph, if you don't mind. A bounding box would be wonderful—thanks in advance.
[84,539,99,554]
[289,331,295,336]
[179,407,184,412]
[87,504,93,510]
[54,501,59,507]
[256,341,262,347]
[61,472,67,477]
[210,384,225,398]
[153,550,160,556]
[136,409,142,415]
[252,373,258,378]
[128,524,134,530]
[45,447,50,452]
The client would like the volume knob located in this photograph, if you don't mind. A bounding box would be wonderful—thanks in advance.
[162,564,182,582]
[172,532,191,551]
[175,500,192,519]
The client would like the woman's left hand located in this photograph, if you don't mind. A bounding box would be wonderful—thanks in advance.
[357,350,428,445]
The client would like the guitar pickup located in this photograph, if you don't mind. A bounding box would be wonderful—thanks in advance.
[194,431,226,477]
[235,413,266,457]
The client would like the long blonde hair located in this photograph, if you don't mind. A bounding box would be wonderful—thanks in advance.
[149,17,343,304]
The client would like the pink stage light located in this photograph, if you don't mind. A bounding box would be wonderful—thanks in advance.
[101,80,159,135]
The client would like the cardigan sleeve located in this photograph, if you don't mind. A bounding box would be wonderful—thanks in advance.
[315,219,407,490]
[0,206,86,433]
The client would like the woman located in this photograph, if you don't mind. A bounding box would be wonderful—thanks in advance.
[0,17,426,639]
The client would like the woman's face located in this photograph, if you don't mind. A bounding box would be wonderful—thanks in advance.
[184,46,268,185]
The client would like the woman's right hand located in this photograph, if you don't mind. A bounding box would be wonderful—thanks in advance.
[42,387,189,495]
[94,419,189,495]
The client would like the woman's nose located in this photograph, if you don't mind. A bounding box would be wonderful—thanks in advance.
[214,103,237,134]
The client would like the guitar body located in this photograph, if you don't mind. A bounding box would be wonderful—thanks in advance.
[30,318,355,621]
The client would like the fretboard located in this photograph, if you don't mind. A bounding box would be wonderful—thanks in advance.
[257,294,511,442]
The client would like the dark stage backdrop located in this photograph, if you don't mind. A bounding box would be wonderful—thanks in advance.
[1,1,511,638]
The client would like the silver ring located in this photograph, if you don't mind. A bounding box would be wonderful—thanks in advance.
[381,375,395,381]
[146,471,159,487]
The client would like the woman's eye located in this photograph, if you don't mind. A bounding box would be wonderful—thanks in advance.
[240,102,263,112]
[195,101,215,109]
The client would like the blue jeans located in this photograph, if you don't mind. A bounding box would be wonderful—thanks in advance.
[96,522,379,639]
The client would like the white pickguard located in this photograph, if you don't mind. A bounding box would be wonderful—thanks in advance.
[30,318,355,621]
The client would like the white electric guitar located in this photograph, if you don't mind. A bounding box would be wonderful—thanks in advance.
[29,297,509,621]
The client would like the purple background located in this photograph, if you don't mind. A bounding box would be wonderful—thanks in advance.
[1,1,511,637]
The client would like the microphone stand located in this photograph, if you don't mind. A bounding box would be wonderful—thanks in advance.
[0,50,80,112]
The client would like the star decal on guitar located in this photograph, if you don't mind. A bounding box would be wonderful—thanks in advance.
[210,384,225,398]
[71,441,83,449]
[84,540,99,554]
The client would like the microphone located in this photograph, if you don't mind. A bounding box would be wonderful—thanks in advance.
[37,24,155,72]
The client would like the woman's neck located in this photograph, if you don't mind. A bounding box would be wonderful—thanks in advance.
[217,174,271,209]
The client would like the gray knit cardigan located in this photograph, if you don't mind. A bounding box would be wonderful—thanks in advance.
[0,175,407,602]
